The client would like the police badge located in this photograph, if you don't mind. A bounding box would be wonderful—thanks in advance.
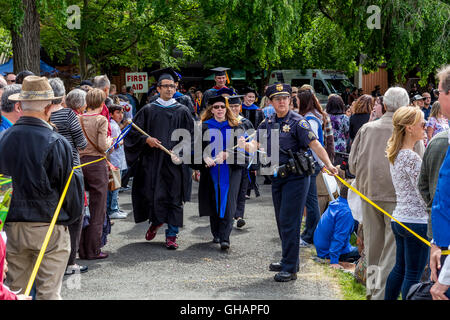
[276,84,283,92]
[282,124,291,132]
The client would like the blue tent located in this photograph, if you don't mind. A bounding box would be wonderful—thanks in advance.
[0,58,58,75]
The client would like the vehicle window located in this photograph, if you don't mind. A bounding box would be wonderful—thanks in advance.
[314,80,328,96]
[325,79,354,94]
[291,79,311,88]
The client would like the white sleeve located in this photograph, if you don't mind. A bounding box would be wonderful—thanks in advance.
[308,120,324,167]
[438,247,450,285]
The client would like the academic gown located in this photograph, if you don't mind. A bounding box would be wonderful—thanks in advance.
[199,86,230,115]
[149,92,198,120]
[124,100,194,227]
[191,120,247,242]
[241,104,265,129]
[235,116,255,219]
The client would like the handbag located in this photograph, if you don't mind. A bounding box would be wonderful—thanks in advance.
[80,117,121,191]
[106,159,121,191]
[406,281,434,300]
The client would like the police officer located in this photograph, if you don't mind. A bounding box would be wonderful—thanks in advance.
[239,83,338,282]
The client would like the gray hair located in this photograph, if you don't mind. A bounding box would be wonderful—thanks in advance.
[437,64,450,94]
[21,100,51,112]
[383,87,410,112]
[1,84,22,112]
[48,77,65,105]
[0,75,6,89]
[93,75,110,90]
[66,89,87,110]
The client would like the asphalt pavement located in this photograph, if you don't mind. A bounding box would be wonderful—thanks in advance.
[61,177,341,300]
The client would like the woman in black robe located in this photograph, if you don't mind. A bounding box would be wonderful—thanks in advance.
[191,95,246,250]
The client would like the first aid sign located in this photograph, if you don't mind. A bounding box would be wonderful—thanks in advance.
[125,72,148,93]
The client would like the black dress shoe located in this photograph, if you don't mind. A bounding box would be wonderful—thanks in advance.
[274,271,297,282]
[220,241,230,250]
[269,262,283,272]
[213,237,220,243]
[236,218,246,228]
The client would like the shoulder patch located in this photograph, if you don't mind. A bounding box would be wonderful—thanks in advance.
[299,119,311,130]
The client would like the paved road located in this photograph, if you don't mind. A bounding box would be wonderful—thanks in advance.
[61,178,341,300]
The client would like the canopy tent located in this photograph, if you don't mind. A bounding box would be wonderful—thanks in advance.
[0,58,58,76]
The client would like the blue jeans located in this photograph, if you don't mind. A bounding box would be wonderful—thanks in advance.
[301,165,321,244]
[165,224,179,237]
[106,189,119,215]
[272,174,310,273]
[385,222,429,300]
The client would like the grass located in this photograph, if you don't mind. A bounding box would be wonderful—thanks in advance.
[316,261,367,300]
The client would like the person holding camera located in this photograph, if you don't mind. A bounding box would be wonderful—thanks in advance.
[239,83,338,282]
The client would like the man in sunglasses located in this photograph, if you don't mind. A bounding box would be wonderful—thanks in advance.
[124,67,194,250]
[5,73,16,85]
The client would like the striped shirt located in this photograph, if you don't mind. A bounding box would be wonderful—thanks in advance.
[50,107,87,166]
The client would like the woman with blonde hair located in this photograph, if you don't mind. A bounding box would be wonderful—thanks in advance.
[425,101,449,141]
[193,95,246,251]
[384,106,429,300]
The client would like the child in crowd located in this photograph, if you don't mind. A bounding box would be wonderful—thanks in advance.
[107,104,128,219]
[313,184,360,269]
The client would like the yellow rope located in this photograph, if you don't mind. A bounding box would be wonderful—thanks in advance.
[24,156,106,295]
[324,169,449,256]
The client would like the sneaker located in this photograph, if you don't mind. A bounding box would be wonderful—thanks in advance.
[109,211,128,219]
[145,223,163,241]
[119,186,131,193]
[300,239,312,248]
[65,264,88,275]
[166,236,178,250]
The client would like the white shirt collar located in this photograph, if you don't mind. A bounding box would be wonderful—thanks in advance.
[156,98,177,107]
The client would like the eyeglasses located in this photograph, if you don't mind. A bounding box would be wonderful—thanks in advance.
[213,105,226,109]
[159,84,176,89]
[421,122,426,129]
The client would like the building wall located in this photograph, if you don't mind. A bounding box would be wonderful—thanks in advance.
[363,67,388,96]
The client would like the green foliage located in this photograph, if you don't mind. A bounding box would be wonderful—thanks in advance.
[0,0,448,84]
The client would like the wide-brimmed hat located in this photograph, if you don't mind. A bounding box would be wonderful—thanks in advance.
[8,76,63,102]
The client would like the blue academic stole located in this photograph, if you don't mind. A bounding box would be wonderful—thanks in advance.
[204,119,232,218]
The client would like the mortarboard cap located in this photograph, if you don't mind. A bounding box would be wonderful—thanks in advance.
[211,67,230,77]
[151,67,181,83]
[241,86,257,96]
[216,87,236,96]
[207,95,227,106]
[226,95,244,105]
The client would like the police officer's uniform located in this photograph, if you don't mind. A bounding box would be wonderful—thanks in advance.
[256,84,318,282]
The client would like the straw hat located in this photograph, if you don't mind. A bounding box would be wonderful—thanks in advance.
[8,76,63,101]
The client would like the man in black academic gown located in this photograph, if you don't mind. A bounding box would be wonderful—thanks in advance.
[124,68,194,250]
[198,67,231,115]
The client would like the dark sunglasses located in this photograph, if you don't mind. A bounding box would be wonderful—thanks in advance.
[213,105,226,109]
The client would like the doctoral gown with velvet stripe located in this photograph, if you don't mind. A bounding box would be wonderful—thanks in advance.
[191,120,246,219]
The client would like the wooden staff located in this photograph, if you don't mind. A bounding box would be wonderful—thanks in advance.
[213,131,257,163]
[126,119,174,157]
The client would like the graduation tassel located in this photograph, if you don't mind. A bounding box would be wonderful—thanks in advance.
[225,71,230,84]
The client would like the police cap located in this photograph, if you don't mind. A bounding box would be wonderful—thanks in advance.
[265,83,292,99]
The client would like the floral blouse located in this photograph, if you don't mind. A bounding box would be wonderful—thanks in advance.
[426,116,449,138]
[329,114,350,153]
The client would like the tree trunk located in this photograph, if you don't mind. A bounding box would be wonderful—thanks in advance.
[11,0,40,75]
